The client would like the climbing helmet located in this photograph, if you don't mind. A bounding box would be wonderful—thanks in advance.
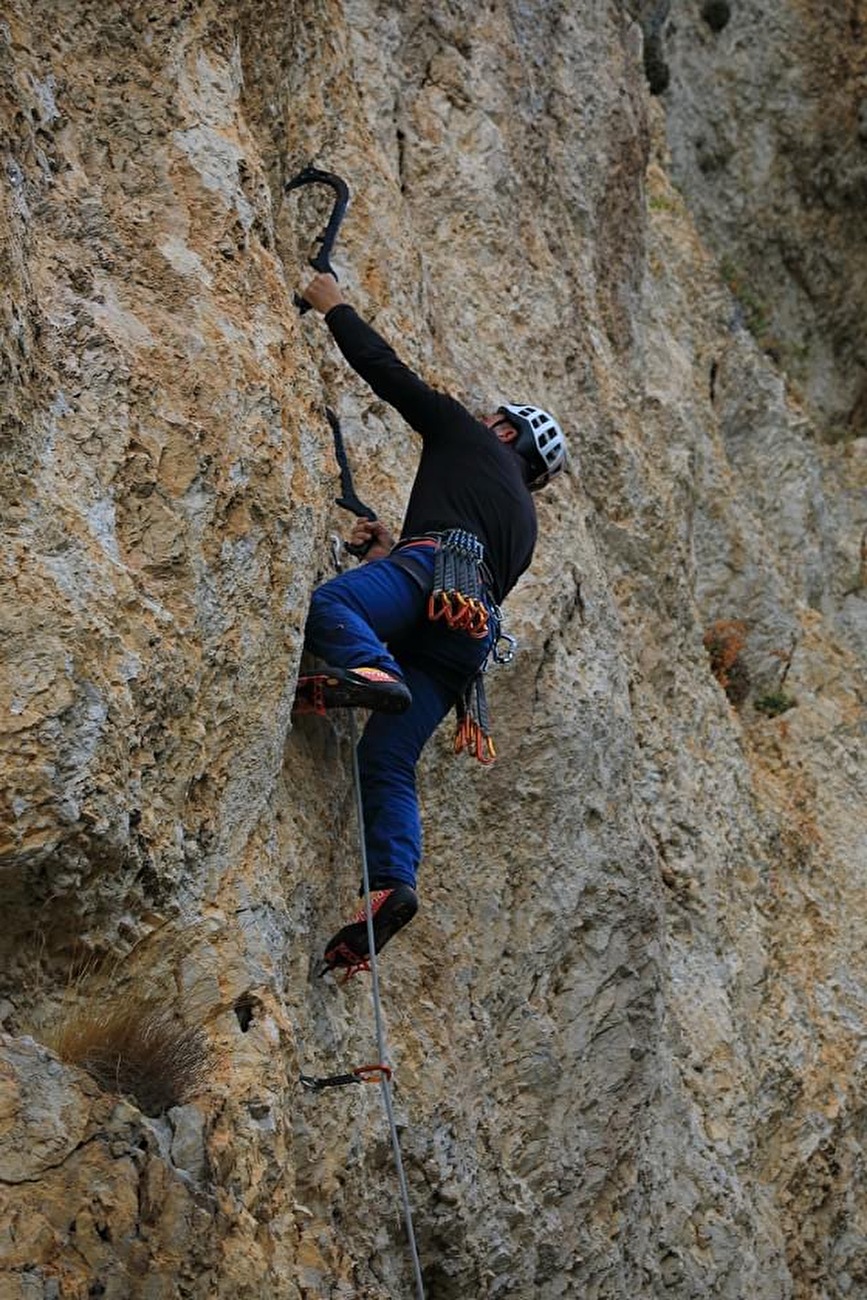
[497,403,566,489]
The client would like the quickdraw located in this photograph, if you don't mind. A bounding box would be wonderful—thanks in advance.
[454,667,497,766]
[428,530,490,639]
[415,530,519,766]
[300,1063,393,1092]
[285,165,350,314]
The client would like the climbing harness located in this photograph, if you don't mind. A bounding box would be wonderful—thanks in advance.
[299,543,426,1300]
[284,165,350,314]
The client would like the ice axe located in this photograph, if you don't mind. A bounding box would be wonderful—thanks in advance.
[285,166,350,314]
[286,168,376,558]
[326,407,378,558]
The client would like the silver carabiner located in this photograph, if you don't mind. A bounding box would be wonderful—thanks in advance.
[493,630,517,665]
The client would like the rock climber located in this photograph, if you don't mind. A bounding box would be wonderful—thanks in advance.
[296,271,566,979]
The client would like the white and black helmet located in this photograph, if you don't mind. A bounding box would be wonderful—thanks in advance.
[498,403,566,489]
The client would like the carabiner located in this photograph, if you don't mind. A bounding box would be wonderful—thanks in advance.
[353,1063,393,1085]
[493,630,517,665]
[428,590,451,622]
[299,1062,392,1092]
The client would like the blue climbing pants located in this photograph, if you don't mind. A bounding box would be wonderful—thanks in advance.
[303,545,493,890]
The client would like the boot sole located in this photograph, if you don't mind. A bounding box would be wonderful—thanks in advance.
[295,670,412,714]
[322,887,419,968]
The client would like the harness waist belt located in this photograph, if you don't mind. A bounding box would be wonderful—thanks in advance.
[392,531,494,592]
[391,536,440,552]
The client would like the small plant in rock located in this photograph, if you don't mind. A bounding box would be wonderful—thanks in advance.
[703,619,751,705]
[44,996,211,1117]
[755,635,798,718]
[649,192,681,215]
[754,690,797,718]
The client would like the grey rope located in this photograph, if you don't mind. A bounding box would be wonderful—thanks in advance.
[347,706,426,1300]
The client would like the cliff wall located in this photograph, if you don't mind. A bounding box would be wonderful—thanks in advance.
[1,2,864,1297]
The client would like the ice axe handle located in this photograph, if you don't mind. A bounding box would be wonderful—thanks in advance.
[340,504,378,559]
[293,254,336,316]
[345,539,374,559]
[327,405,377,559]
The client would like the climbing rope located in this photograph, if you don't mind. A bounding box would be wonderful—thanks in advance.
[300,526,426,1297]
[347,704,426,1300]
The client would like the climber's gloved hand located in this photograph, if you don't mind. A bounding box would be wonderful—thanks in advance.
[300,272,345,315]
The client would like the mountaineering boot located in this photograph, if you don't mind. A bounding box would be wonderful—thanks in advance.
[293,665,412,715]
[320,884,419,981]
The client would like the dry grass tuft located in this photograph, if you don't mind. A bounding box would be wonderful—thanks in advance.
[703,619,751,706]
[44,996,211,1116]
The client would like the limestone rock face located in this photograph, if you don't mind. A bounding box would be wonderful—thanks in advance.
[1,2,864,1298]
[657,0,867,440]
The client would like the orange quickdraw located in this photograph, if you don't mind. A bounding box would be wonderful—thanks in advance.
[300,1062,393,1092]
[453,716,496,765]
[426,530,493,640]
[427,590,450,622]
[435,590,490,635]
[467,600,490,638]
[448,591,472,629]
[353,1063,393,1084]
[453,714,472,753]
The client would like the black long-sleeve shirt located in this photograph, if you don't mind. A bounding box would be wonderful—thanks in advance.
[325,304,537,604]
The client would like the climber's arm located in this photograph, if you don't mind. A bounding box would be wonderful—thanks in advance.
[299,273,468,440]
